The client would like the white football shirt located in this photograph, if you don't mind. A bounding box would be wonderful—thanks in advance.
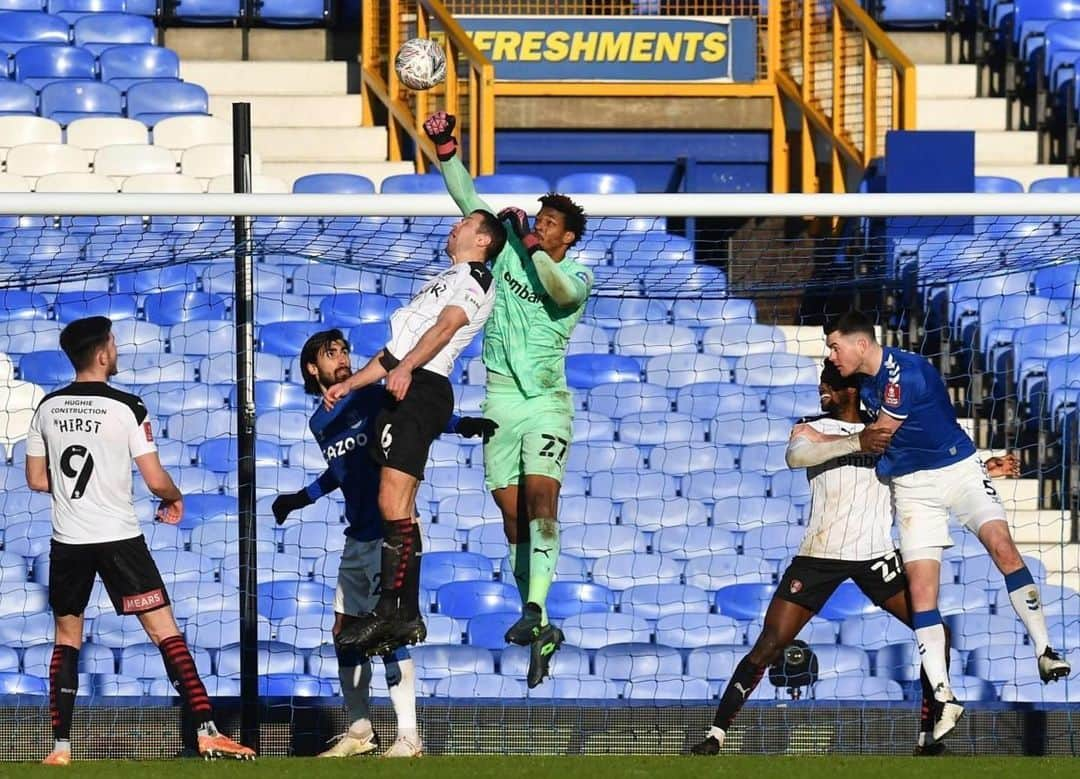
[26,382,157,545]
[385,261,494,377]
[793,415,895,561]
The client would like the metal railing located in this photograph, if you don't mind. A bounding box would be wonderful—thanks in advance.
[777,0,916,192]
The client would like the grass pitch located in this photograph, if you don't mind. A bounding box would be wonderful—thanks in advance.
[8,756,1079,778]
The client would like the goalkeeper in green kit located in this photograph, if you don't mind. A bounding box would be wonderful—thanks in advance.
[425,111,594,688]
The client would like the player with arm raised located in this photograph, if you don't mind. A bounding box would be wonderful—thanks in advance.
[425,111,595,688]
[691,360,1020,757]
[271,329,496,759]
[24,317,253,765]
[324,205,504,659]
[825,310,1070,743]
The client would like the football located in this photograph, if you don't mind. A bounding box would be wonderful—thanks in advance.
[394,37,447,91]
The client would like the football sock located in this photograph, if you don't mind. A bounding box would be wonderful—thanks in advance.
[919,627,951,736]
[712,656,766,729]
[385,650,418,739]
[335,644,371,725]
[527,519,559,626]
[158,635,213,725]
[49,645,79,742]
[1005,567,1050,656]
[376,518,421,619]
[913,610,950,695]
[508,542,531,606]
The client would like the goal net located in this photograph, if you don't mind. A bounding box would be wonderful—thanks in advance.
[0,191,1076,758]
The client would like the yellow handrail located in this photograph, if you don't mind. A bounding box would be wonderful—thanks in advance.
[360,1,496,176]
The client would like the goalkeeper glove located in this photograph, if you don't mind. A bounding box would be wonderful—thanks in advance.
[423,111,458,161]
[455,416,499,443]
[498,206,540,256]
[272,490,314,525]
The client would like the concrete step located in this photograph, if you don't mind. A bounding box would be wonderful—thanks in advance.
[917,97,1007,131]
[253,127,388,162]
[917,64,978,99]
[181,61,349,96]
[974,163,1069,188]
[262,160,415,189]
[210,95,362,127]
[975,131,1039,165]
[892,31,951,65]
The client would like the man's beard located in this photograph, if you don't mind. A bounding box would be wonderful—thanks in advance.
[107,358,119,377]
[322,366,351,388]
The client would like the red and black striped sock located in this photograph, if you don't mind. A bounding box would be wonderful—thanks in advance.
[158,635,212,724]
[376,518,421,619]
[49,645,79,742]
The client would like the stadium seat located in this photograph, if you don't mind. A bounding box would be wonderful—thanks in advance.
[623,675,712,701]
[0,81,38,115]
[90,614,148,648]
[814,677,903,701]
[0,521,52,559]
[815,581,879,621]
[35,171,119,193]
[675,382,762,419]
[181,142,262,179]
[143,291,228,326]
[420,551,494,594]
[0,613,54,648]
[586,381,670,418]
[560,526,648,560]
[0,116,63,157]
[500,643,591,682]
[126,81,210,125]
[14,45,97,91]
[651,526,739,562]
[589,552,682,590]
[120,642,211,679]
[620,584,711,621]
[435,581,520,620]
[648,443,738,476]
[735,442,789,474]
[712,496,799,531]
[0,11,69,51]
[566,441,644,473]
[561,612,651,649]
[768,469,812,505]
[710,414,792,447]
[99,44,181,93]
[584,471,673,503]
[73,13,155,54]
[433,672,526,699]
[547,581,615,619]
[319,292,400,326]
[6,142,88,179]
[618,497,708,533]
[139,382,226,419]
[293,172,375,194]
[254,409,310,443]
[473,172,549,193]
[0,672,46,696]
[464,611,521,650]
[583,297,669,328]
[565,353,640,389]
[975,175,1023,193]
[618,411,704,446]
[39,80,123,125]
[555,172,635,193]
[411,644,494,681]
[701,323,787,357]
[875,642,963,682]
[714,582,774,620]
[594,642,682,681]
[0,581,46,619]
[685,645,750,681]
[764,386,823,418]
[681,553,774,591]
[256,580,333,622]
[809,645,870,679]
[216,641,306,677]
[839,612,916,650]
[94,143,177,178]
[378,173,446,193]
[729,523,801,562]
[671,298,756,328]
[613,323,696,357]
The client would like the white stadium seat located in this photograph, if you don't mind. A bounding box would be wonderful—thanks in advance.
[5,143,88,180]
[206,174,288,194]
[0,173,30,192]
[65,118,149,156]
[121,173,205,194]
[93,144,177,178]
[35,173,119,193]
[0,117,63,163]
[180,144,262,179]
[0,379,45,446]
[153,115,231,158]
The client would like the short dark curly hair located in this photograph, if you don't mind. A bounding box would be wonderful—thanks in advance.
[539,192,587,247]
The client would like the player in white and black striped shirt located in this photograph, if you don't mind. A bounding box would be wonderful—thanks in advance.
[691,360,1018,757]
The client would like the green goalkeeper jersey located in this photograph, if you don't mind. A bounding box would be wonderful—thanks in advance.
[442,157,593,398]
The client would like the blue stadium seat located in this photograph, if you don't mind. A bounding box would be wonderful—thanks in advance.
[712,496,799,531]
[586,381,669,418]
[619,497,708,533]
[91,614,147,648]
[0,613,53,647]
[144,291,228,325]
[687,645,761,682]
[1047,615,1079,648]
[254,409,310,443]
[975,175,1024,193]
[816,581,878,621]
[675,383,762,419]
[554,172,635,193]
[23,641,113,675]
[946,612,1029,652]
[714,583,774,620]
[810,645,870,678]
[645,354,734,388]
[40,80,123,124]
[737,442,789,474]
[0,646,18,673]
[465,611,521,650]
[682,554,774,590]
[655,613,744,648]
[951,674,999,702]
[500,644,591,680]
[560,525,648,560]
[436,492,501,534]
[594,642,682,681]
[256,580,334,622]
[254,1,330,25]
[292,173,375,194]
[960,554,1046,587]
[572,410,617,442]
[274,610,334,650]
[14,45,97,91]
[585,471,676,502]
[589,552,682,589]
[0,551,27,587]
[198,437,280,473]
[73,13,155,54]
[1030,176,1080,193]
[0,319,62,354]
[52,290,137,322]
[185,611,272,649]
[216,641,306,677]
[739,526,801,563]
[671,298,756,328]
[874,642,963,682]
[613,323,696,357]
[681,469,768,501]
[617,411,704,446]
[420,551,494,594]
[113,265,201,294]
[561,612,651,649]
[839,612,916,650]
[433,672,526,698]
[765,386,823,418]
[0,672,46,696]
[648,443,737,475]
[620,584,710,621]
[168,0,243,23]
[2,1,50,11]
[623,675,712,701]
[565,353,640,389]
[281,521,346,560]
[142,521,185,551]
[0,12,69,51]
[566,441,644,472]
[232,381,310,413]
[0,522,52,559]
[702,323,786,356]
[814,677,903,701]
[711,414,792,447]
[99,44,181,93]
[49,1,128,22]
[126,81,209,125]
[463,523,507,559]
[320,292,400,325]
[583,296,669,328]
[652,526,739,561]
[435,581,520,619]
[165,408,236,443]
[290,263,380,297]
[547,581,615,619]
[875,0,950,25]
[474,173,549,193]
[120,642,211,679]
[0,80,37,113]
[379,173,446,193]
[936,583,991,616]
[768,469,813,505]
[258,674,335,697]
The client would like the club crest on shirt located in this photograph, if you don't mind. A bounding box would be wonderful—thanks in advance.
[789,579,803,594]
[143,421,153,442]
[884,382,901,407]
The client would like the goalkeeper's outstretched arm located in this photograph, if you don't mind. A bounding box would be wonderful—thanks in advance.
[424,111,491,216]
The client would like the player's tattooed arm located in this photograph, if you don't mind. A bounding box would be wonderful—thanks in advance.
[985,452,1020,478]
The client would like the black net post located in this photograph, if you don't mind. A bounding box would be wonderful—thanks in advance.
[231,101,260,752]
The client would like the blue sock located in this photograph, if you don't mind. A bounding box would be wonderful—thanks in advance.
[1004,566,1035,593]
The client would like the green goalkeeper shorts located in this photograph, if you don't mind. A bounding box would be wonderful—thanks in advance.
[482,371,574,491]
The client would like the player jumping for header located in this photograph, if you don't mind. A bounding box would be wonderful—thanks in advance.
[689,361,1019,757]
[825,310,1070,743]
[272,329,495,758]
[425,111,594,688]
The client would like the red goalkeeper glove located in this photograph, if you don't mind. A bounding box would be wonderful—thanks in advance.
[498,206,540,255]
[423,111,458,161]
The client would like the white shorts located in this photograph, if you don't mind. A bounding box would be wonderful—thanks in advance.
[892,453,1007,557]
[333,536,382,617]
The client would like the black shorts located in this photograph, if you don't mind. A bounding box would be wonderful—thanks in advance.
[775,552,906,613]
[49,535,170,617]
[369,367,453,481]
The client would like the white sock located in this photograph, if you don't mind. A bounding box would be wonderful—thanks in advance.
[708,726,726,744]
[386,656,418,738]
[1008,582,1050,656]
[54,738,70,752]
[196,721,217,738]
[339,660,372,725]
[915,623,950,694]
